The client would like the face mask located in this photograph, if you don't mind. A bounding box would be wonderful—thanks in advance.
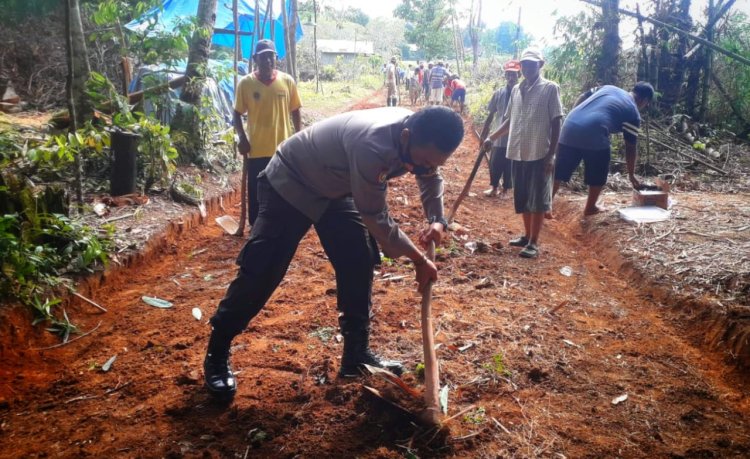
[399,141,432,176]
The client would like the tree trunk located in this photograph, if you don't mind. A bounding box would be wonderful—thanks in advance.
[289,0,299,80]
[655,0,692,112]
[65,0,90,207]
[596,0,620,85]
[180,0,218,105]
[282,0,292,75]
[469,0,481,73]
[65,0,91,127]
[698,0,715,120]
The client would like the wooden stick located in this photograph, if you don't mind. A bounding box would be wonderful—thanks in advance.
[235,156,248,236]
[420,241,441,425]
[447,145,485,223]
[72,291,107,313]
[32,321,102,351]
[644,135,728,175]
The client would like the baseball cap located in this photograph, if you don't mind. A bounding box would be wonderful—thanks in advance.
[520,48,543,62]
[254,39,276,56]
[503,60,521,72]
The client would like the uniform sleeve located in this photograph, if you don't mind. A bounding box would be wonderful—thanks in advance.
[548,83,564,120]
[234,78,247,114]
[415,169,445,222]
[288,77,302,111]
[348,144,416,259]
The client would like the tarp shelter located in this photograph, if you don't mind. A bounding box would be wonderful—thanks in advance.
[125,0,303,59]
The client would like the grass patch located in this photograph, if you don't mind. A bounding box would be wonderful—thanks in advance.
[298,74,381,113]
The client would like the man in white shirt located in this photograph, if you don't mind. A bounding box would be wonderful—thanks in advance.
[484,48,563,258]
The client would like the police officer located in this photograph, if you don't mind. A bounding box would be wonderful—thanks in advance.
[203,106,464,402]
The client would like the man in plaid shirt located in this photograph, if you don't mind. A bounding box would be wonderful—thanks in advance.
[483,48,563,258]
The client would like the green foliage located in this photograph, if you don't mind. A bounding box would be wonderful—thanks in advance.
[87,0,193,68]
[483,353,511,377]
[0,212,111,338]
[474,21,532,56]
[415,362,425,378]
[131,115,178,192]
[394,0,453,59]
[463,406,486,424]
[545,10,600,107]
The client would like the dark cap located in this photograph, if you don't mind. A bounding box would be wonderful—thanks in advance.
[254,39,276,56]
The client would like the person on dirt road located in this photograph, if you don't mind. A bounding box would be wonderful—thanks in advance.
[429,61,447,106]
[234,39,302,226]
[385,57,399,107]
[552,82,654,216]
[203,106,464,402]
[483,48,563,259]
[480,60,521,198]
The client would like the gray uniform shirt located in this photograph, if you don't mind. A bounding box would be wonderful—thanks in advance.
[264,107,445,259]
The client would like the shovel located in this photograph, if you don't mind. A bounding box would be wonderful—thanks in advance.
[419,240,441,425]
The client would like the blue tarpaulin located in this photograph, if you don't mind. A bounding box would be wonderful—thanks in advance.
[125,0,303,59]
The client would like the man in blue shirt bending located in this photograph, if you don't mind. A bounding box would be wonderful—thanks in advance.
[553,82,654,216]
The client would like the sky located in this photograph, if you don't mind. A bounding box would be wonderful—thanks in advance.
[331,0,750,47]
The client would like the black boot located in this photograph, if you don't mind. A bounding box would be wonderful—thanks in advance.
[338,318,404,378]
[203,329,237,402]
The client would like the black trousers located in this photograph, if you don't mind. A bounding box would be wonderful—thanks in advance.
[247,157,272,226]
[210,175,380,338]
[489,146,513,190]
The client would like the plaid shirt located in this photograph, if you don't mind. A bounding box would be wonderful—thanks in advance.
[504,76,563,161]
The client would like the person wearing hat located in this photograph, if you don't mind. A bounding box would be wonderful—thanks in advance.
[553,82,654,216]
[384,57,399,106]
[202,106,464,402]
[480,60,521,198]
[234,39,302,226]
[483,48,563,258]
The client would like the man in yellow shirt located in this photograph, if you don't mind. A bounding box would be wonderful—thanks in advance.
[234,39,302,225]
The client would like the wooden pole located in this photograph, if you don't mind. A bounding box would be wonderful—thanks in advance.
[281,0,292,74]
[313,0,320,93]
[420,241,441,426]
[447,145,486,223]
[233,0,249,236]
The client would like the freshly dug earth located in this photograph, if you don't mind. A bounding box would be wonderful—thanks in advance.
[1,98,749,458]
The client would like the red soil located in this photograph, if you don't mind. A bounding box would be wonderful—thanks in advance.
[1,95,748,458]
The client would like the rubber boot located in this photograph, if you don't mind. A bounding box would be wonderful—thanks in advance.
[338,317,404,378]
[203,329,237,402]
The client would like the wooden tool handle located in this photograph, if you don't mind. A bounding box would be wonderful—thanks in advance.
[421,241,441,424]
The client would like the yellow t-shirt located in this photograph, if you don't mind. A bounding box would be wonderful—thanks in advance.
[234,70,302,159]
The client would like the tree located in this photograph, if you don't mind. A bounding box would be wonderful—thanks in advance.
[595,0,620,85]
[476,21,530,56]
[180,0,218,105]
[468,0,481,71]
[394,0,453,59]
[65,0,92,128]
[65,0,92,206]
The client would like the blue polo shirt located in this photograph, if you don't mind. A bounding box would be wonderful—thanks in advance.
[559,86,641,151]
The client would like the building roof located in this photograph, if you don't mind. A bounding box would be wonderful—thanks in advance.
[317,39,374,55]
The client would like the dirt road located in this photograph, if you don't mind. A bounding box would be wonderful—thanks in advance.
[1,96,748,458]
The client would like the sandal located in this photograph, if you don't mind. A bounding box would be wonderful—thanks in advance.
[519,243,539,259]
[509,236,529,247]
